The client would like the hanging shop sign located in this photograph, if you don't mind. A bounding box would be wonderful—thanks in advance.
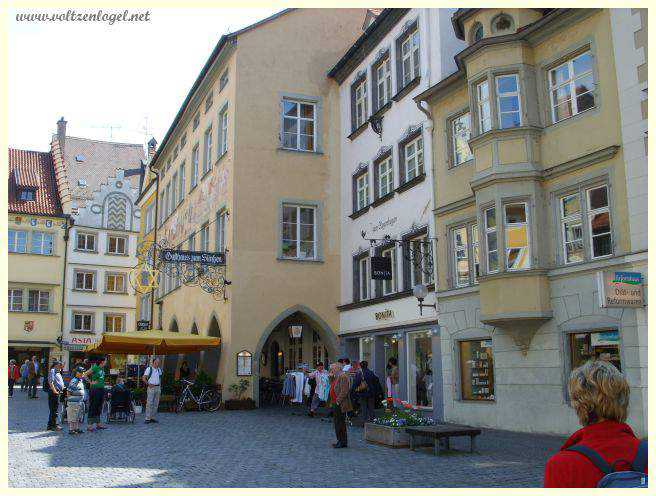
[236,350,253,376]
[160,249,226,266]
[137,320,151,331]
[374,309,395,321]
[598,271,644,308]
[289,325,303,339]
[371,256,393,280]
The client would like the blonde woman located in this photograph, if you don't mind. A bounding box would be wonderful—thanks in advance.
[544,360,647,487]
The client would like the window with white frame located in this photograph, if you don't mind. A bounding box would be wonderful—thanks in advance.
[164,183,171,218]
[282,99,316,152]
[73,312,93,332]
[403,135,424,183]
[75,270,95,291]
[453,226,470,287]
[200,222,210,252]
[76,232,96,252]
[496,74,521,129]
[451,112,473,166]
[107,235,127,255]
[171,171,178,209]
[549,50,595,124]
[504,203,530,270]
[28,290,49,312]
[191,144,199,188]
[216,210,227,252]
[105,273,126,293]
[476,80,492,133]
[472,224,480,283]
[140,294,151,321]
[178,162,185,204]
[375,57,392,110]
[382,246,397,295]
[484,207,499,273]
[560,193,585,264]
[358,256,370,300]
[587,185,612,259]
[400,29,420,87]
[19,189,35,201]
[354,79,368,129]
[31,231,54,255]
[281,204,316,260]
[203,126,213,175]
[377,157,394,198]
[188,234,195,251]
[105,314,124,333]
[219,106,228,156]
[8,230,27,253]
[8,289,23,311]
[356,171,369,211]
[145,203,155,233]
[409,234,433,287]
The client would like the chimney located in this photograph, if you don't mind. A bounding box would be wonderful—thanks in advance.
[57,117,67,157]
[147,138,158,160]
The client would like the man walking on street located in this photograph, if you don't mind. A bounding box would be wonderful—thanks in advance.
[329,362,352,448]
[28,356,39,398]
[142,357,162,424]
[20,359,29,392]
[8,359,20,397]
[47,361,64,431]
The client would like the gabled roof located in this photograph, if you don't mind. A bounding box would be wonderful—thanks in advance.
[58,136,144,207]
[8,148,63,216]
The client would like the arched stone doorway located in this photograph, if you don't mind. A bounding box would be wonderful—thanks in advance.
[187,322,201,376]
[253,305,337,407]
[163,318,180,375]
[202,316,221,382]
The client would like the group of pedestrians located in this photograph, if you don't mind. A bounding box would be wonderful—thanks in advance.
[7,356,42,398]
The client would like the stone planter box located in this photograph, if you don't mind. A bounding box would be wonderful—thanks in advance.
[364,423,432,448]
[224,398,256,410]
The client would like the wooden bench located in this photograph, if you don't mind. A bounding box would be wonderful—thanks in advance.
[406,424,482,456]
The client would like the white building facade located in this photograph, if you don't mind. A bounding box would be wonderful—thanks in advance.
[329,8,464,419]
[62,169,141,369]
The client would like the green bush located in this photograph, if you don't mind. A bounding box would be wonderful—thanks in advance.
[228,378,249,400]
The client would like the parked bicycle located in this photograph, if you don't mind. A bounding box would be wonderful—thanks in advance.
[175,379,221,412]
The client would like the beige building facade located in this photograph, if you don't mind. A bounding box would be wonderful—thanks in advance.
[143,9,366,400]
[416,8,647,436]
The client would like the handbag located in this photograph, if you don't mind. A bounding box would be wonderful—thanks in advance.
[355,371,368,393]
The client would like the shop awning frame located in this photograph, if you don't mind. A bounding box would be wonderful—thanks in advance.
[84,330,221,355]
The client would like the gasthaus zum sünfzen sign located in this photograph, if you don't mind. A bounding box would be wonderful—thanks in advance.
[597,271,644,308]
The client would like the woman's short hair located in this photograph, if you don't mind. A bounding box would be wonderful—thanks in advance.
[568,360,630,426]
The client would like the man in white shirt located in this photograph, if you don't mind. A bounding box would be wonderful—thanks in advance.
[47,361,65,431]
[342,358,352,373]
[142,357,162,424]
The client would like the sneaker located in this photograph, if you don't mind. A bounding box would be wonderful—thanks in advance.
[74,429,84,434]
[145,419,152,423]
[96,425,107,430]
[69,430,79,435]
[150,418,159,423]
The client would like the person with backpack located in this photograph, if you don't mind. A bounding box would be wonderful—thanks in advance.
[544,360,648,488]
[142,357,163,424]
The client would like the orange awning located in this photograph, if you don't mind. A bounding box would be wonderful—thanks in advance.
[84,331,220,355]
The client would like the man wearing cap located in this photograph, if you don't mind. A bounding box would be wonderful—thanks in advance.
[47,361,64,431]
[142,357,163,424]
[66,367,86,435]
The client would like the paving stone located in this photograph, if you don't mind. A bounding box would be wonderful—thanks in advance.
[8,388,564,487]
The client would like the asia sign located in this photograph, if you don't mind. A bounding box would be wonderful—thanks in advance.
[159,249,225,266]
[371,256,393,280]
[598,271,644,308]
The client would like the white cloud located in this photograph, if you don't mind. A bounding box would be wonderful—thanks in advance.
[8,8,280,151]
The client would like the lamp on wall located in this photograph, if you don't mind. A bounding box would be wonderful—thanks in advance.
[413,284,436,316]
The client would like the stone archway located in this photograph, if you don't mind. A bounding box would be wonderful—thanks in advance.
[253,305,337,407]
[202,316,221,382]
[187,322,201,375]
[163,318,180,375]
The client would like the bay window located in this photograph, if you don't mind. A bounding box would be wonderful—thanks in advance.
[560,193,585,263]
[587,185,612,258]
[496,74,521,128]
[549,50,595,123]
[451,112,473,166]
[452,223,478,287]
[484,207,499,273]
[504,203,530,270]
[476,80,491,133]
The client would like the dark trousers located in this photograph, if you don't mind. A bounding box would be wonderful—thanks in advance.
[360,396,375,422]
[21,377,27,391]
[47,391,59,429]
[332,404,348,446]
[88,387,105,423]
[28,377,38,398]
[9,379,15,397]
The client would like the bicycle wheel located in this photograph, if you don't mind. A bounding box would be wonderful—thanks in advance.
[175,394,186,413]
[203,390,221,412]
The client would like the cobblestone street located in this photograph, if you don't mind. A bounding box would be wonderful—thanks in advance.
[8,389,564,487]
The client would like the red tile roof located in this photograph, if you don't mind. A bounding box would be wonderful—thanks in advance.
[8,148,63,216]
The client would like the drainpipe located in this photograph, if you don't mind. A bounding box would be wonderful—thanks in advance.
[58,215,74,367]
[148,162,160,329]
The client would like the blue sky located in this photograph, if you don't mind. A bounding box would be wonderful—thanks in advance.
[8,8,280,152]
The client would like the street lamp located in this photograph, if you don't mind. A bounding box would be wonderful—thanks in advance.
[413,283,436,316]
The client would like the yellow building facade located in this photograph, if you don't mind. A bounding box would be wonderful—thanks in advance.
[138,9,366,401]
[416,8,647,435]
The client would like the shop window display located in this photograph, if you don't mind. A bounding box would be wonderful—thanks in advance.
[383,335,398,366]
[570,330,621,371]
[459,339,495,401]
[359,337,373,364]
[407,331,432,408]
